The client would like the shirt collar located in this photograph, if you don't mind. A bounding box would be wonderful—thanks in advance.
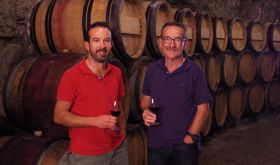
[78,56,112,76]
[156,57,190,73]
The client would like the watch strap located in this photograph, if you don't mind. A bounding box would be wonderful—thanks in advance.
[187,132,200,142]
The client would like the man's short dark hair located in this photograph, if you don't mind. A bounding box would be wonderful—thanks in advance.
[161,21,187,39]
[85,22,111,42]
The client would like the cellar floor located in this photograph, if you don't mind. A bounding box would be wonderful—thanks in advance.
[199,110,280,165]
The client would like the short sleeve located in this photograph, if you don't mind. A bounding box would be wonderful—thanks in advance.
[142,65,152,96]
[56,70,75,103]
[194,69,213,105]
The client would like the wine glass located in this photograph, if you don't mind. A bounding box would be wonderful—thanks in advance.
[110,100,121,133]
[149,97,160,125]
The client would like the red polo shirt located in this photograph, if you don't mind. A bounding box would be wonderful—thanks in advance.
[56,57,125,155]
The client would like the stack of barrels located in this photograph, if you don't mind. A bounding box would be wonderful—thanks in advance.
[1,0,280,164]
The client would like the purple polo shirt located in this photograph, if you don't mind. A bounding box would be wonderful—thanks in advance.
[143,57,212,148]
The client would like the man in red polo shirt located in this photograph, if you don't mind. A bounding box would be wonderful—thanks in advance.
[54,22,128,165]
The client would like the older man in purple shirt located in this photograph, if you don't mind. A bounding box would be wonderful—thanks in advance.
[141,22,212,165]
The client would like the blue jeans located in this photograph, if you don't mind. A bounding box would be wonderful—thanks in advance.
[148,142,199,165]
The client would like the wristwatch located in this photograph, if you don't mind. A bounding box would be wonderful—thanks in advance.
[187,132,200,142]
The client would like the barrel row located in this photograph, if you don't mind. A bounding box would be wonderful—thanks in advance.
[192,51,280,92]
[212,79,280,129]
[29,0,148,63]
[192,50,280,136]
[0,125,147,165]
[29,0,280,62]
[194,79,280,136]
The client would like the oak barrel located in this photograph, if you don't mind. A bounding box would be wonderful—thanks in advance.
[4,54,83,137]
[175,8,197,57]
[227,18,247,52]
[3,57,38,130]
[214,90,228,127]
[267,23,280,52]
[256,51,276,82]
[146,1,177,58]
[220,52,238,87]
[36,139,69,165]
[228,85,245,119]
[29,0,54,53]
[212,16,228,52]
[195,13,214,54]
[0,134,55,165]
[127,125,147,165]
[51,0,87,54]
[243,82,265,114]
[265,79,280,109]
[206,54,222,92]
[246,21,267,53]
[192,54,206,71]
[129,56,154,123]
[22,54,82,137]
[237,51,257,84]
[109,0,148,62]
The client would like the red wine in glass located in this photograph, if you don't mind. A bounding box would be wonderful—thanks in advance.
[111,100,121,132]
[149,98,160,125]
[110,110,121,117]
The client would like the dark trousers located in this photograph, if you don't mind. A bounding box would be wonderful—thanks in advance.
[148,142,199,165]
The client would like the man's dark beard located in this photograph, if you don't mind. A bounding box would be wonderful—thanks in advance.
[90,48,108,63]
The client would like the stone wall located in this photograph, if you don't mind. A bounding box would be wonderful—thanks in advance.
[0,0,37,116]
[0,0,279,116]
[0,0,36,40]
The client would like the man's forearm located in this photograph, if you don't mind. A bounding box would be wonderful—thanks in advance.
[187,103,210,135]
